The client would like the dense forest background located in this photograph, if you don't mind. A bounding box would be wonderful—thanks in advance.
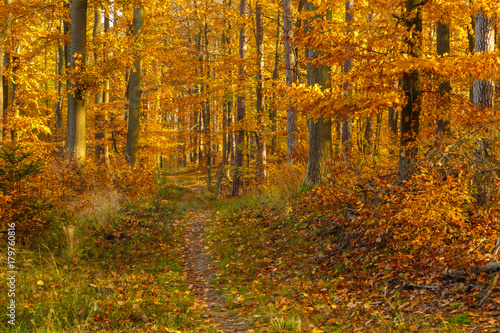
[4,0,500,331]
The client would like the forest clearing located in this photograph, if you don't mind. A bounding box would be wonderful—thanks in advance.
[3,0,500,331]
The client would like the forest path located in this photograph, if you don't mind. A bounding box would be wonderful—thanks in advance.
[172,176,251,333]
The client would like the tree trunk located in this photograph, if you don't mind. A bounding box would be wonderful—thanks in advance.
[95,8,110,164]
[342,0,354,154]
[67,0,88,166]
[474,10,495,109]
[126,3,144,166]
[303,1,332,188]
[255,1,266,179]
[436,21,451,133]
[0,0,13,142]
[283,0,298,163]
[232,0,247,196]
[55,20,64,143]
[472,8,495,205]
[204,18,211,188]
[270,9,280,156]
[398,0,423,176]
[468,10,476,103]
[9,42,19,141]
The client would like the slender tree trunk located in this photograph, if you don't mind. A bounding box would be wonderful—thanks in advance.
[398,0,423,175]
[55,20,64,142]
[232,0,247,196]
[342,0,354,153]
[204,18,211,188]
[0,0,13,142]
[436,21,451,133]
[9,41,18,141]
[95,8,110,164]
[67,0,88,166]
[270,10,280,156]
[126,3,144,166]
[468,7,476,102]
[303,1,332,188]
[283,0,298,163]
[255,1,266,179]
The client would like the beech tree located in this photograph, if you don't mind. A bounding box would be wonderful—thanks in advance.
[126,2,145,166]
[283,0,298,163]
[232,0,247,196]
[67,0,88,166]
[303,1,332,188]
[398,0,423,175]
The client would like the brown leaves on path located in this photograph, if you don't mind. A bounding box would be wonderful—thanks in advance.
[177,178,251,332]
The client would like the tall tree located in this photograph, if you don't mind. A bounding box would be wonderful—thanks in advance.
[67,0,88,166]
[126,2,145,166]
[473,9,494,109]
[255,0,266,179]
[398,0,423,175]
[283,0,298,163]
[342,0,354,153]
[436,20,451,133]
[0,0,13,142]
[94,7,110,164]
[303,1,332,188]
[232,0,247,196]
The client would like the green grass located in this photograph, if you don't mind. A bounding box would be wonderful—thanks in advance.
[0,175,209,332]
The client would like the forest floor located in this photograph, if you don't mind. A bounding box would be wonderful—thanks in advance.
[2,168,498,332]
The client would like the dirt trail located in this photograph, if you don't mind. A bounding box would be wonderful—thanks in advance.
[175,178,250,332]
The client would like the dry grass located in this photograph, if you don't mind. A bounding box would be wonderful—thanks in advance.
[67,188,124,220]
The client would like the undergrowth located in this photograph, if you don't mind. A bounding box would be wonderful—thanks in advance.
[0,170,212,332]
[206,158,500,332]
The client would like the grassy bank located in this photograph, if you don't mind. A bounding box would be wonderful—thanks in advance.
[1,174,210,332]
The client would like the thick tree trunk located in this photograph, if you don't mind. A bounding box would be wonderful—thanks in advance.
[255,1,266,179]
[126,3,144,166]
[398,0,423,176]
[303,1,332,188]
[232,0,247,196]
[472,9,495,205]
[67,0,88,166]
[283,0,298,163]
[474,10,495,109]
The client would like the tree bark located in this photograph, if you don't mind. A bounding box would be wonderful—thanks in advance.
[255,1,266,179]
[67,0,88,166]
[95,8,110,164]
[283,0,298,163]
[0,0,13,142]
[398,0,423,176]
[342,0,354,154]
[303,1,332,188]
[270,10,280,156]
[55,20,64,141]
[126,3,144,166]
[474,10,495,109]
[232,0,247,196]
[204,18,211,188]
[436,21,451,133]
